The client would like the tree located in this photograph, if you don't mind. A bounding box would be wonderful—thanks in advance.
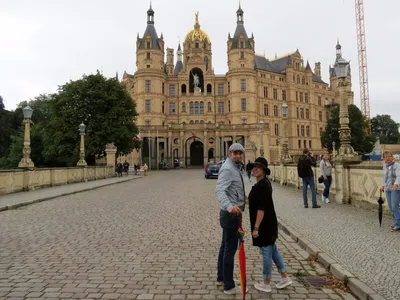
[371,114,400,144]
[321,104,376,154]
[42,73,138,166]
[0,96,15,157]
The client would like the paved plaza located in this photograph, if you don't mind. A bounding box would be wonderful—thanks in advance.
[0,169,373,300]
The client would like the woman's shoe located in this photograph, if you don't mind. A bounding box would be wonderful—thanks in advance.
[276,277,293,289]
[254,282,272,293]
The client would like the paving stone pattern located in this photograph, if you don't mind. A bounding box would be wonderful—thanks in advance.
[243,178,399,300]
[1,169,357,299]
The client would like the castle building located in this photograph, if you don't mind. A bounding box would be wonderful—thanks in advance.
[122,4,353,168]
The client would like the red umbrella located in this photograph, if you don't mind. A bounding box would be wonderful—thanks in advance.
[237,215,247,300]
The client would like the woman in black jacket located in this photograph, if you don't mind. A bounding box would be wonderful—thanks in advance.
[248,157,292,293]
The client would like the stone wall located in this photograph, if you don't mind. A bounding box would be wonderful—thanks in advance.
[270,162,389,213]
[0,166,114,195]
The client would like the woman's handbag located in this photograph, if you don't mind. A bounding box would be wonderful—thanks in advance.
[318,175,324,184]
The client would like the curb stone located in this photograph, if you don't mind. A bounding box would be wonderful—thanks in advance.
[277,217,385,300]
[0,177,141,212]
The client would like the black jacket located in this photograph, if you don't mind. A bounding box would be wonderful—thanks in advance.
[248,178,278,247]
[298,155,316,178]
[245,163,253,172]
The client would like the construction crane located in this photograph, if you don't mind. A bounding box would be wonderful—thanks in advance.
[355,0,370,120]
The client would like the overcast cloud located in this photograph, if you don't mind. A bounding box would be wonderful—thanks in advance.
[0,0,399,121]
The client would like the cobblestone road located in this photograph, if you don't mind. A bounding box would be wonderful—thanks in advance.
[1,170,356,300]
[244,179,400,300]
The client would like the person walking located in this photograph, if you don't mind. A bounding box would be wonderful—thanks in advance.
[246,160,253,182]
[249,157,292,293]
[216,143,248,295]
[123,160,130,176]
[320,153,332,203]
[143,163,148,176]
[380,150,400,232]
[297,148,320,208]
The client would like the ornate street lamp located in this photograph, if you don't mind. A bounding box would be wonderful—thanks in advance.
[334,57,358,161]
[76,122,87,166]
[18,105,35,168]
[281,100,292,164]
[259,120,264,157]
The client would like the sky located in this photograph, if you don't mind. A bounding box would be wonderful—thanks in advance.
[0,0,399,121]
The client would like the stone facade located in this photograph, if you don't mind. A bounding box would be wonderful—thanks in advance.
[122,5,354,168]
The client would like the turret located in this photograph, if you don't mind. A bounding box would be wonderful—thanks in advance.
[136,4,165,70]
[166,48,174,75]
[227,3,255,71]
[314,62,321,78]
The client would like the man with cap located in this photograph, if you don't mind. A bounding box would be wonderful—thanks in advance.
[216,143,248,295]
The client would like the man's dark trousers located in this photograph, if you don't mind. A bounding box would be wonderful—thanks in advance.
[217,210,239,291]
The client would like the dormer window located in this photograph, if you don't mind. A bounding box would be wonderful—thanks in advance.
[146,42,151,49]
[146,52,150,60]
[240,41,244,48]
[195,41,199,48]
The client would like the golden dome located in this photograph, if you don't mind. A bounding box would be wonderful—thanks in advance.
[185,12,210,43]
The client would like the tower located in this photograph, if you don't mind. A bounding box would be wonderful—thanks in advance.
[226,4,257,125]
[134,4,167,126]
[182,12,213,94]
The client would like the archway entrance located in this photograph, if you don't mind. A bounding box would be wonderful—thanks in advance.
[190,141,204,166]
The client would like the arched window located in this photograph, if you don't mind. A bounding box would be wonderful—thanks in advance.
[306,126,310,137]
[190,102,194,114]
[305,109,310,119]
[181,84,187,95]
[195,41,199,48]
[301,125,305,136]
[300,108,304,119]
[297,75,300,84]
[204,57,209,70]
[200,120,204,124]
[207,84,212,94]
[199,101,204,114]
[297,125,300,136]
[182,102,186,113]
[162,101,165,113]
[195,120,199,124]
[207,102,212,112]
[302,76,305,85]
[195,101,199,114]
[190,120,194,124]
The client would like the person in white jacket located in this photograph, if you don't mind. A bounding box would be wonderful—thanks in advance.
[319,154,332,203]
[380,150,400,232]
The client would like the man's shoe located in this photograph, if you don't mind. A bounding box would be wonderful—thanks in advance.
[391,226,400,232]
[216,279,239,286]
[312,205,321,208]
[224,286,248,295]
[254,282,272,293]
[276,277,293,289]
[304,205,309,208]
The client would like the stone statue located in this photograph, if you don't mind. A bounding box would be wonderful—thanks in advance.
[191,71,200,89]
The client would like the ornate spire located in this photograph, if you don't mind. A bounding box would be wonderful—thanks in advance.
[336,39,342,56]
[194,12,200,30]
[236,3,244,24]
[147,2,155,24]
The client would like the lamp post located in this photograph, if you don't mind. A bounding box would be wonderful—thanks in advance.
[148,129,151,170]
[180,136,184,168]
[259,120,264,157]
[18,105,35,168]
[280,100,292,164]
[334,57,358,161]
[332,141,336,159]
[76,122,87,167]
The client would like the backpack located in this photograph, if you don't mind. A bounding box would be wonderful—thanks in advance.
[297,158,306,178]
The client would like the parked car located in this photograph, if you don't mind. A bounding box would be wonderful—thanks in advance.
[205,163,221,179]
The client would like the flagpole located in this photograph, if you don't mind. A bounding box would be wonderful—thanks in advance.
[156,128,159,170]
